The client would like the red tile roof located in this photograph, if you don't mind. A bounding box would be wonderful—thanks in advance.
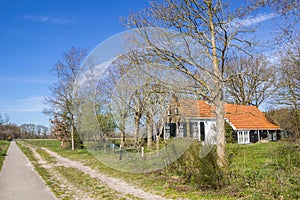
[179,99,214,118]
[178,100,280,130]
[225,104,279,130]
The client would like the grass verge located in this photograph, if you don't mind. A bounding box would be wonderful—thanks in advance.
[24,139,300,199]
[16,142,74,200]
[0,140,10,171]
[19,141,135,199]
[36,148,58,165]
[53,166,127,200]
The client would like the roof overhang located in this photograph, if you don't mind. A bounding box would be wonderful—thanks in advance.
[225,118,236,130]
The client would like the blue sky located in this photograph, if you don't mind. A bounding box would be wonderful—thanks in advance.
[0,0,281,127]
[0,0,149,126]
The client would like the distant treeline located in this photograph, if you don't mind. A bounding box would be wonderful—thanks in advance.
[0,113,52,140]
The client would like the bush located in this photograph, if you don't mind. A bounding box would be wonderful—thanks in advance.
[168,141,224,189]
[225,122,236,143]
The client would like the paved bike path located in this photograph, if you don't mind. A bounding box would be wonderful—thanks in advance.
[0,141,56,200]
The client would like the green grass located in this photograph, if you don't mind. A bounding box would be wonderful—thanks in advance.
[19,140,129,199]
[54,166,125,200]
[0,140,10,171]
[36,148,58,165]
[226,142,300,199]
[23,139,300,199]
[24,139,60,149]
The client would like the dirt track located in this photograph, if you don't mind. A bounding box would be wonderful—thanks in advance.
[20,141,169,200]
[40,147,168,200]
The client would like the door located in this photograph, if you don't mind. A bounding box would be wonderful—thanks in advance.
[250,131,259,143]
[170,123,176,137]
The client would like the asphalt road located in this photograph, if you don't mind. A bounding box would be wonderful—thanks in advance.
[0,141,56,200]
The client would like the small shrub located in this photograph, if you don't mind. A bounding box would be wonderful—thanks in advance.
[225,122,236,143]
[168,141,224,189]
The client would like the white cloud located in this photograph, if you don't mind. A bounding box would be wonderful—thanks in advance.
[232,13,277,27]
[0,96,46,112]
[22,15,73,24]
[244,13,277,26]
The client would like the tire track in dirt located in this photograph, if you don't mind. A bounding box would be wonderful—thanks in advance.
[20,141,169,200]
[42,147,168,200]
[19,142,89,200]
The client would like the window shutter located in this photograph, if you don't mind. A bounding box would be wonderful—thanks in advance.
[183,122,187,137]
[200,122,205,141]
[189,121,193,137]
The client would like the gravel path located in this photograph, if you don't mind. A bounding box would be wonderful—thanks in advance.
[42,147,168,200]
[19,141,169,200]
[0,141,56,200]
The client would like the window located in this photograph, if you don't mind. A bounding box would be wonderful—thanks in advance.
[192,122,199,140]
[238,131,250,144]
[268,131,277,141]
[244,131,249,143]
[190,121,207,141]
[238,132,243,143]
[164,123,170,140]
[178,123,184,138]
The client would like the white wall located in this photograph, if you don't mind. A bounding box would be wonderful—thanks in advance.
[189,119,216,144]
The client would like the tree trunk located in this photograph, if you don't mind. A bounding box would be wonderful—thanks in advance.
[120,131,125,147]
[156,121,165,150]
[134,112,141,147]
[156,135,160,150]
[215,90,226,168]
[146,114,153,148]
[209,8,227,168]
[120,116,126,147]
[71,125,75,150]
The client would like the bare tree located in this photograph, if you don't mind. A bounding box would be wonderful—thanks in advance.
[277,34,300,138]
[125,0,257,168]
[256,0,299,108]
[0,114,20,140]
[95,56,137,147]
[0,114,9,125]
[277,34,300,109]
[141,82,168,148]
[44,47,87,149]
[255,0,299,18]
[111,79,132,147]
[19,123,35,138]
[258,0,300,138]
[224,54,277,107]
[115,51,179,149]
[95,50,174,150]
